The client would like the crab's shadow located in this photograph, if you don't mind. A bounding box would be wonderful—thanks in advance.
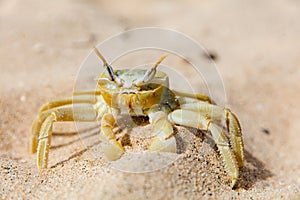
[236,150,273,190]
[50,126,100,149]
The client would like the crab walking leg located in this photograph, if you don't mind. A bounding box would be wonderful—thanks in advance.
[225,110,244,167]
[148,111,176,153]
[172,90,213,104]
[39,95,98,112]
[180,102,244,167]
[168,109,239,188]
[99,113,124,161]
[32,116,44,153]
[32,103,97,153]
[37,113,56,169]
[209,123,239,188]
[33,95,97,150]
[72,89,102,96]
[32,95,108,153]
[35,103,99,169]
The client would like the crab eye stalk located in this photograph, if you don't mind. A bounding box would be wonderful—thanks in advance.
[106,65,116,81]
[94,47,123,85]
[134,53,168,86]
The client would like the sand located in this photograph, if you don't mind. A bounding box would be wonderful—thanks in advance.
[1,0,300,199]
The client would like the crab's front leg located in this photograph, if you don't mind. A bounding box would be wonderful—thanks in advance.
[32,103,99,169]
[168,109,239,188]
[99,113,124,161]
[147,110,176,153]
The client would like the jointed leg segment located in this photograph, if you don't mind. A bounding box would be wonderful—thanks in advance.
[168,109,240,188]
[39,95,97,112]
[32,95,101,169]
[225,110,244,167]
[208,123,239,187]
[173,90,213,104]
[177,101,244,167]
[37,112,56,169]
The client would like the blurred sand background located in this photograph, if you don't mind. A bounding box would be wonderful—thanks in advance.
[1,0,300,199]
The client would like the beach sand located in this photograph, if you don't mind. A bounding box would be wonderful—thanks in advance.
[1,0,299,199]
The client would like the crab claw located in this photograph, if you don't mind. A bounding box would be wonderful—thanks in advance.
[148,111,176,153]
[99,113,124,161]
[149,135,176,153]
[101,139,124,161]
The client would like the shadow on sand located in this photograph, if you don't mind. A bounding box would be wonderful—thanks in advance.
[236,149,273,190]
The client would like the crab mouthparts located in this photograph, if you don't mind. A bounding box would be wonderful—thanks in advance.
[121,91,136,94]
[121,89,137,95]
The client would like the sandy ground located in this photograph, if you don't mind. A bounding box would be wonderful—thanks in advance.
[1,0,300,199]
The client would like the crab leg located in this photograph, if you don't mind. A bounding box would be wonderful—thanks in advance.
[72,89,101,96]
[148,111,176,153]
[32,103,100,169]
[168,109,239,188]
[173,90,213,104]
[179,102,244,167]
[39,95,98,112]
[32,95,107,152]
[99,113,124,161]
[32,95,97,152]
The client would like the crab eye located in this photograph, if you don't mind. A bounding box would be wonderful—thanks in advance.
[102,65,123,86]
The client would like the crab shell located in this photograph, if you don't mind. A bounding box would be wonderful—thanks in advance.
[98,69,179,115]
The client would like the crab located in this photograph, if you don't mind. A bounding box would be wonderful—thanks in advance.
[31,48,244,188]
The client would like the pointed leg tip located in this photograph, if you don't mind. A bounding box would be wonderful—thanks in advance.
[230,179,237,189]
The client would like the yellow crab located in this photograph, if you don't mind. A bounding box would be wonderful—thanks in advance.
[31,48,244,188]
